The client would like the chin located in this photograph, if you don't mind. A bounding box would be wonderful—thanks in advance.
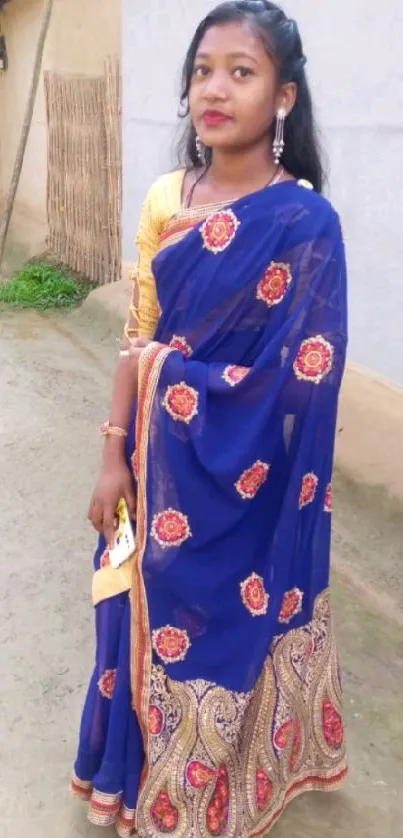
[207,141,246,155]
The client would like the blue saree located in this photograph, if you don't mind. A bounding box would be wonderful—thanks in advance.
[72,180,348,838]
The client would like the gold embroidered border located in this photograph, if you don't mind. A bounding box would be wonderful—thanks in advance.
[131,342,174,781]
[134,590,348,838]
[157,199,230,254]
[250,767,348,838]
[71,774,135,838]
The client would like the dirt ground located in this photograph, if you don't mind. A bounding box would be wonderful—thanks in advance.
[1,306,402,838]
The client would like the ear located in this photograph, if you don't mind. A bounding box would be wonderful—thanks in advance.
[276,82,297,118]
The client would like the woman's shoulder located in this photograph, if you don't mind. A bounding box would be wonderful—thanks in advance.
[292,179,339,222]
[145,169,185,212]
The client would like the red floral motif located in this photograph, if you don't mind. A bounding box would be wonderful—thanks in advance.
[149,704,165,736]
[324,483,332,513]
[299,472,319,509]
[131,449,139,480]
[323,699,344,749]
[273,719,294,751]
[187,760,217,789]
[206,764,230,836]
[256,766,274,812]
[222,365,249,387]
[201,209,240,254]
[273,718,301,770]
[151,509,192,549]
[100,548,110,568]
[279,588,304,624]
[150,788,179,833]
[240,573,270,617]
[169,335,193,359]
[98,669,117,700]
[257,262,292,307]
[293,335,334,384]
[162,382,199,424]
[235,460,270,500]
[152,625,191,664]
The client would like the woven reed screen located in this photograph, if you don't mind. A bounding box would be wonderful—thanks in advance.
[45,57,121,284]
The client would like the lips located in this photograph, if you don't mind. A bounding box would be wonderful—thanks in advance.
[202,110,232,127]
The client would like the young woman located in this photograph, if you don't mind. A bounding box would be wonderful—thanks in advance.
[72,2,348,836]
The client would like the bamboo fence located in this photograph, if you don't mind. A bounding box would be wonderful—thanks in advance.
[44,57,121,284]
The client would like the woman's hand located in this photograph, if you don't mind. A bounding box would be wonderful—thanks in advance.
[88,455,136,548]
[87,336,152,546]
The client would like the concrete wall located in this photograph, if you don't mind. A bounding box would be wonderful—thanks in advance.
[0,0,120,271]
[0,0,47,266]
[122,0,403,386]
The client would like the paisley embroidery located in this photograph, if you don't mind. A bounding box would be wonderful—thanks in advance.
[255,766,274,812]
[273,718,294,751]
[293,335,334,384]
[222,365,249,387]
[240,573,270,617]
[149,705,165,736]
[323,699,344,749]
[206,764,230,836]
[135,593,347,838]
[186,760,217,789]
[150,788,179,833]
[279,588,304,624]
[151,509,192,549]
[98,669,117,700]
[201,209,240,254]
[235,460,270,500]
[256,261,292,307]
[162,382,199,424]
[152,626,191,665]
[299,472,319,509]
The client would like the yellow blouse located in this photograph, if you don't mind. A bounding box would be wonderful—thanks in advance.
[128,169,185,339]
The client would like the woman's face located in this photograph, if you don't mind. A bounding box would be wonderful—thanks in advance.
[189,20,295,154]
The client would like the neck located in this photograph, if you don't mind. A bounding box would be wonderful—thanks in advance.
[208,142,276,191]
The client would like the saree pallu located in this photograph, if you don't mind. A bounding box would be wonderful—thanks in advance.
[72,181,348,838]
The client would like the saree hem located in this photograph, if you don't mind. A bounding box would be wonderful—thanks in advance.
[71,773,136,838]
[71,764,348,838]
[249,764,348,838]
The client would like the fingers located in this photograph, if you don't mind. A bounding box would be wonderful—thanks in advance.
[122,469,137,519]
[124,482,137,520]
[88,496,103,533]
[103,508,116,550]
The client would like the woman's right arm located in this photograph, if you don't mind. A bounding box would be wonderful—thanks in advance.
[88,184,162,547]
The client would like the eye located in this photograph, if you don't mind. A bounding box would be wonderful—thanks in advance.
[233,66,254,79]
[193,64,210,78]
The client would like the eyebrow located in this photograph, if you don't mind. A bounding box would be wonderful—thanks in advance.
[195,51,259,64]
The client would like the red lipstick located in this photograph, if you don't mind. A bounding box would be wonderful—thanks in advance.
[202,109,232,127]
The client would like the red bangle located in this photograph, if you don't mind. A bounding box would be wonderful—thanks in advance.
[99,421,128,438]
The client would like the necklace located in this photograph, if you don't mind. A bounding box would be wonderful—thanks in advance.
[185,164,284,209]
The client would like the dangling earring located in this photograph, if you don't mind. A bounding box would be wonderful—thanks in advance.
[195,135,206,166]
[273,107,286,165]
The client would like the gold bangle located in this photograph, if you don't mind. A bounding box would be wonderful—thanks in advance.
[99,422,128,438]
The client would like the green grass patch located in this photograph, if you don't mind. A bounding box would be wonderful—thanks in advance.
[0,261,95,310]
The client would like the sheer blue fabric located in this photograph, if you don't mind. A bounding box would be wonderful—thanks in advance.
[73,181,347,834]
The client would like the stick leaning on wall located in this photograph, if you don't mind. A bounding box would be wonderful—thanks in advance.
[0,0,55,275]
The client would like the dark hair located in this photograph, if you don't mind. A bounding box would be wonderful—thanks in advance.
[177,0,324,192]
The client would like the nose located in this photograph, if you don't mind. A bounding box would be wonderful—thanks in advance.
[202,70,228,102]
